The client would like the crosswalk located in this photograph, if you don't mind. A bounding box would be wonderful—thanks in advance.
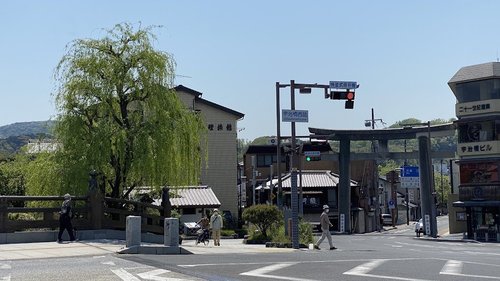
[0,262,10,281]
[237,258,500,281]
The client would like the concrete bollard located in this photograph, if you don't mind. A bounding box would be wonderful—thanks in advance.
[497,232,500,242]
[126,216,141,248]
[485,233,488,242]
[164,218,179,247]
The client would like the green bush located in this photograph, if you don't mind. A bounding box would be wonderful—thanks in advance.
[242,204,281,239]
[269,224,289,243]
[234,228,248,238]
[298,219,314,244]
[268,218,313,245]
[221,229,236,237]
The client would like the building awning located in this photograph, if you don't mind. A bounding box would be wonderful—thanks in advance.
[452,200,500,207]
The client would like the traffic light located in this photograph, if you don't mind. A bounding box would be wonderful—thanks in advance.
[330,90,355,109]
[330,91,355,100]
[305,155,321,161]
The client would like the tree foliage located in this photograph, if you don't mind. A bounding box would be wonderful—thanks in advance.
[242,204,282,238]
[0,156,27,197]
[24,23,206,198]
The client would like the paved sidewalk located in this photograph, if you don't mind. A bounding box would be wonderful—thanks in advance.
[0,239,125,260]
[180,238,296,255]
[0,238,296,260]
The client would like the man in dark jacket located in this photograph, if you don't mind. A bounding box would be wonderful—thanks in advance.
[57,193,75,243]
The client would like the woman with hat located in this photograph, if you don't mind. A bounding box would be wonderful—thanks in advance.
[210,208,223,246]
[313,205,336,250]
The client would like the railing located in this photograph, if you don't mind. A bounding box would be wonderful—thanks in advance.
[0,190,168,234]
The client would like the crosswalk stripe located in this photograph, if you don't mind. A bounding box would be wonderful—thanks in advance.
[241,263,316,281]
[440,260,462,275]
[111,268,140,281]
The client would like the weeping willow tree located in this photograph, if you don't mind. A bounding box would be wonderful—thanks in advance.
[30,23,206,198]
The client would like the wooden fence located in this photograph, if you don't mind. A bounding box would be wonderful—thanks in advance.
[0,190,169,234]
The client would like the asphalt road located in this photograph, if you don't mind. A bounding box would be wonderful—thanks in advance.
[3,216,500,280]
[122,217,500,281]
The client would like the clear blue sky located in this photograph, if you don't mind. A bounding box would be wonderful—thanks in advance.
[2,1,500,141]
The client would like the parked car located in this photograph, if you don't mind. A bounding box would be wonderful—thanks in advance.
[415,218,424,237]
[381,214,392,226]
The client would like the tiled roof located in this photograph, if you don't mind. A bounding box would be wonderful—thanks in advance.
[448,62,500,84]
[259,170,357,189]
[174,85,245,119]
[169,187,221,208]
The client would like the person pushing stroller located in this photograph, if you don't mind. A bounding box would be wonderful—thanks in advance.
[196,214,210,245]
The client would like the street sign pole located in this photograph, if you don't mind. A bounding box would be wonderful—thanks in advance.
[290,80,299,249]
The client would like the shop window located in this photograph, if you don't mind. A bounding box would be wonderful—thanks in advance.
[257,154,285,167]
[455,79,500,103]
[257,155,273,167]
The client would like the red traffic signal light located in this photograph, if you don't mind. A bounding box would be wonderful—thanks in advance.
[330,91,355,100]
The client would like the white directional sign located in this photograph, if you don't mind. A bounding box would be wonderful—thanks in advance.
[282,109,309,122]
[329,81,358,89]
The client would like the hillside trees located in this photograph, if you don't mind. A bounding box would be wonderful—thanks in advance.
[26,23,206,198]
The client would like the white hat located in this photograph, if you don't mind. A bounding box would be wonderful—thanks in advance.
[213,208,219,213]
[64,193,71,200]
[323,204,330,210]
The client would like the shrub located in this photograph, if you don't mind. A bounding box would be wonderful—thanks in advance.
[298,219,314,244]
[221,229,236,237]
[242,204,281,239]
[268,218,314,245]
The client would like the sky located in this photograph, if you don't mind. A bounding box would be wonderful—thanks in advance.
[2,1,500,141]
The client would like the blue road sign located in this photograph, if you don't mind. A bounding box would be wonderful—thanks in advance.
[401,166,420,189]
[401,166,419,177]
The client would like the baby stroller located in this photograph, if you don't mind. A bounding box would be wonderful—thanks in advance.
[195,228,210,245]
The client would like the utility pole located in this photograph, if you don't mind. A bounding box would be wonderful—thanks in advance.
[251,155,256,206]
[404,139,409,225]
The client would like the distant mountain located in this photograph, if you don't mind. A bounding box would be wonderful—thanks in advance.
[0,121,55,157]
[0,121,55,139]
[0,135,35,157]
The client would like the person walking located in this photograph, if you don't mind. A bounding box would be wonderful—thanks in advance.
[57,193,76,243]
[314,205,336,250]
[210,208,223,246]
